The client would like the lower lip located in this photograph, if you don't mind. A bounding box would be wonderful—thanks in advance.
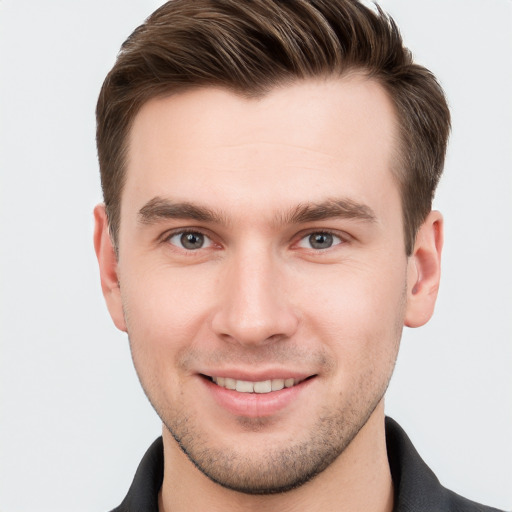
[202,377,314,418]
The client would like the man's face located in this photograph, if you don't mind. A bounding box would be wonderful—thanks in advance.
[100,76,425,493]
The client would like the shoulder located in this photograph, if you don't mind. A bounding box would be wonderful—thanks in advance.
[108,437,164,512]
[443,489,505,512]
[385,418,505,512]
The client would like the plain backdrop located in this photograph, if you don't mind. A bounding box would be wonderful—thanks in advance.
[0,1,511,510]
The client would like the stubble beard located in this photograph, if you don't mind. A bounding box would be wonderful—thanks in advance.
[152,375,390,495]
[126,291,405,495]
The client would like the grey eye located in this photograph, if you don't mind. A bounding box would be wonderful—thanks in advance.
[298,232,342,250]
[181,232,204,249]
[168,231,211,250]
[309,233,334,249]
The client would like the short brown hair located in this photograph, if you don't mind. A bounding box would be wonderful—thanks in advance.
[96,0,450,255]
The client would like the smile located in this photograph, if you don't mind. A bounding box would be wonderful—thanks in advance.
[202,373,316,417]
[209,376,306,393]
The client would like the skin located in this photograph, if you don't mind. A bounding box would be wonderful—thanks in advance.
[95,75,443,512]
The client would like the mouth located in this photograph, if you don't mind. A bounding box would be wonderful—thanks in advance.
[203,375,314,394]
[200,373,317,417]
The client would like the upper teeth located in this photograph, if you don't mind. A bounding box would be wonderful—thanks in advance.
[212,377,298,393]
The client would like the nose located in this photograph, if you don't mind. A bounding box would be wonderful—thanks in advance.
[211,247,299,346]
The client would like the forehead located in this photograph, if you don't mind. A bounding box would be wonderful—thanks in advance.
[123,76,400,224]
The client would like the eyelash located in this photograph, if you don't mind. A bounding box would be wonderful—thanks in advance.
[163,229,215,252]
[162,228,348,253]
[295,230,346,251]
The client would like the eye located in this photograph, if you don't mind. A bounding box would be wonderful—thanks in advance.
[167,231,212,250]
[297,232,343,250]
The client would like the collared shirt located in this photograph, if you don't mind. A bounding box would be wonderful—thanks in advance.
[109,417,503,511]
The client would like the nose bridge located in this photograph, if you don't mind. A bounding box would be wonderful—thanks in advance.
[212,242,298,345]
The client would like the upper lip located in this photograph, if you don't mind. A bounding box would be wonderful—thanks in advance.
[198,369,315,382]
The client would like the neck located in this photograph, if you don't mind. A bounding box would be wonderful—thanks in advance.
[158,403,393,512]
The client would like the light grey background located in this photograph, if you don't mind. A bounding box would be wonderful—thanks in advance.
[1,1,511,510]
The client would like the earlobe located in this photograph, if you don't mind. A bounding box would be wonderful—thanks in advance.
[93,204,127,332]
[404,211,443,328]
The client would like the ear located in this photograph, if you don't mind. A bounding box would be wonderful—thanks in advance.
[404,210,443,328]
[93,204,127,332]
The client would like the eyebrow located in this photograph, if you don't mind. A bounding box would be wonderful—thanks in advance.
[280,199,377,225]
[138,197,227,225]
[137,196,376,226]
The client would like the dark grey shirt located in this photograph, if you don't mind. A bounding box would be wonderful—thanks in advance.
[110,417,503,511]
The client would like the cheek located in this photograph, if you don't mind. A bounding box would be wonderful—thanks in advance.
[296,261,406,360]
[121,263,213,330]
[119,265,217,384]
[119,269,210,409]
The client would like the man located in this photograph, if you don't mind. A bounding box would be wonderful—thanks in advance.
[93,1,503,511]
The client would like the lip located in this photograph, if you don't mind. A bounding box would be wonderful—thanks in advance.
[199,368,312,382]
[200,373,315,418]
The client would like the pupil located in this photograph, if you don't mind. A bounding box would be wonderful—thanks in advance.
[310,233,333,249]
[181,232,204,249]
